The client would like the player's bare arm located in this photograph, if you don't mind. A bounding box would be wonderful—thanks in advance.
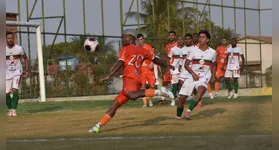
[185,59,199,81]
[152,57,175,71]
[240,54,245,71]
[222,53,229,71]
[210,61,217,83]
[22,51,30,78]
[100,60,124,82]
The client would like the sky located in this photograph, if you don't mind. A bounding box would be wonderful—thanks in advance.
[6,0,272,59]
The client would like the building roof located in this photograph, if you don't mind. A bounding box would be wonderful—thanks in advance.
[239,35,272,44]
[6,12,18,16]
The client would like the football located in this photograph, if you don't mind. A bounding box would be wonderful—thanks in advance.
[84,38,99,52]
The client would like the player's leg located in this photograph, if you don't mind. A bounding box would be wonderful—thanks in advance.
[141,73,148,108]
[214,76,221,97]
[6,79,13,116]
[10,76,21,116]
[89,93,125,133]
[170,75,179,106]
[232,70,240,98]
[207,83,213,99]
[184,85,207,120]
[176,78,195,120]
[224,70,233,98]
[146,75,156,107]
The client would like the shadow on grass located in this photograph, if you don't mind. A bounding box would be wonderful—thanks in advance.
[191,108,226,118]
[27,106,64,113]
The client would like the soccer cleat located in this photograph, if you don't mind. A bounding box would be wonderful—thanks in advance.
[142,104,147,108]
[170,100,175,106]
[89,126,100,133]
[148,100,153,107]
[209,93,214,100]
[233,93,238,99]
[175,116,181,120]
[214,93,218,98]
[160,87,174,99]
[184,110,191,120]
[158,100,167,105]
[11,109,17,117]
[7,110,12,117]
[197,102,202,108]
[228,92,234,99]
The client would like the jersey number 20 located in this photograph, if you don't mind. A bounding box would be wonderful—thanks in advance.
[128,55,144,68]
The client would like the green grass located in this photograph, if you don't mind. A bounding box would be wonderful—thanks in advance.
[7,96,272,150]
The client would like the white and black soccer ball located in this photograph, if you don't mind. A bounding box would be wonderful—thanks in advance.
[84,38,99,52]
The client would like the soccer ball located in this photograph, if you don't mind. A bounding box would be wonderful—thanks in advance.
[84,38,99,52]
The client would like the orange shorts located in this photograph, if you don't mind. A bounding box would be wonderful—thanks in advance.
[115,77,142,106]
[216,66,224,77]
[163,72,172,83]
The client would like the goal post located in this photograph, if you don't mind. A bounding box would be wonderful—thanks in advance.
[6,21,46,102]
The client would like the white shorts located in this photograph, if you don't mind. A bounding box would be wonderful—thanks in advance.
[6,75,21,93]
[225,69,240,78]
[179,77,210,96]
[178,70,188,81]
[171,74,179,84]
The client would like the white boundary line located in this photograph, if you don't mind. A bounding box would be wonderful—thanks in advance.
[7,135,271,143]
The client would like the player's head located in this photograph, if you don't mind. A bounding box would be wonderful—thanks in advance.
[168,31,176,42]
[137,33,145,46]
[177,36,184,47]
[184,33,193,46]
[122,29,137,46]
[221,37,228,46]
[6,31,15,47]
[199,30,211,46]
[193,33,199,43]
[231,37,238,47]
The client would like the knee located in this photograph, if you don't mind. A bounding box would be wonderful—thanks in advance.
[12,88,18,94]
[127,92,138,100]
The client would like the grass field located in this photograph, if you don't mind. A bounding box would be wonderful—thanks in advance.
[7,96,272,150]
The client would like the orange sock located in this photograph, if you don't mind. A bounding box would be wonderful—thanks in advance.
[99,114,111,126]
[207,83,212,93]
[142,97,147,104]
[215,82,219,93]
[145,89,155,97]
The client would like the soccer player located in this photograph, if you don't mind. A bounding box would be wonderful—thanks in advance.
[160,31,178,104]
[192,33,200,47]
[176,30,216,120]
[168,36,186,106]
[178,33,194,90]
[137,34,156,108]
[208,37,230,99]
[89,29,175,133]
[223,38,245,99]
[6,31,29,116]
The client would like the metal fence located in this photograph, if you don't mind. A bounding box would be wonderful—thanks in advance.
[9,0,272,98]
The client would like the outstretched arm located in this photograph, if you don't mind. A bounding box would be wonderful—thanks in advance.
[100,60,124,82]
[152,57,175,70]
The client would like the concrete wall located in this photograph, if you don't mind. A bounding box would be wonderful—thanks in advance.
[238,39,272,73]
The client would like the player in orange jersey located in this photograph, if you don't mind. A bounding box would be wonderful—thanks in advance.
[208,37,230,99]
[160,31,178,104]
[88,29,175,133]
[137,33,156,108]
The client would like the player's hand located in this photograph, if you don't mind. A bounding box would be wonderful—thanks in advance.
[23,71,30,78]
[191,73,199,81]
[168,65,175,71]
[221,66,226,71]
[210,77,216,83]
[99,75,110,82]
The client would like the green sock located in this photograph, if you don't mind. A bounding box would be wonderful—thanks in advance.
[172,85,178,97]
[234,81,239,93]
[225,80,232,92]
[6,95,12,109]
[176,107,184,117]
[188,100,198,111]
[11,93,19,109]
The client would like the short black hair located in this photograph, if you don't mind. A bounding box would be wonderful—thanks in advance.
[6,31,14,37]
[137,33,144,38]
[184,33,193,38]
[231,37,237,41]
[222,37,228,40]
[193,33,199,36]
[168,31,176,35]
[199,30,211,39]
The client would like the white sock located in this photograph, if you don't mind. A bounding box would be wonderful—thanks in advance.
[161,97,165,100]
[95,122,102,128]
[10,94,13,98]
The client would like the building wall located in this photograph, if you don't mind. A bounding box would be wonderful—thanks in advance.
[238,39,272,73]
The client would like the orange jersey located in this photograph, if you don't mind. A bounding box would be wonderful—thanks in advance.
[142,43,154,66]
[165,42,178,55]
[118,44,155,83]
[216,46,229,66]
